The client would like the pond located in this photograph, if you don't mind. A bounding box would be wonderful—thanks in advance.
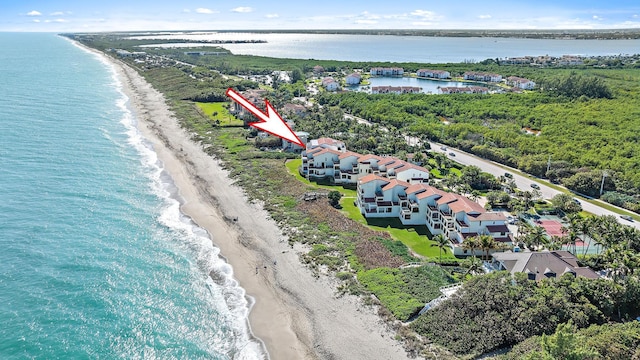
[351,76,483,94]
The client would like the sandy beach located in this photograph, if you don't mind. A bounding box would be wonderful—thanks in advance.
[86,49,411,359]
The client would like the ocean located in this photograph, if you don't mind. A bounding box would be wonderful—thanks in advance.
[136,32,640,63]
[0,33,263,359]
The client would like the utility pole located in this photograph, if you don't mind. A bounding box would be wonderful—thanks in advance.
[600,170,608,195]
[546,155,551,175]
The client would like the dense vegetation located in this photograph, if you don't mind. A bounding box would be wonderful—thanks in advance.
[411,272,640,357]
[501,321,640,360]
[317,68,640,212]
[358,266,455,320]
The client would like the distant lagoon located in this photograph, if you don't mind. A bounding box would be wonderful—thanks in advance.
[134,32,640,63]
[356,77,477,94]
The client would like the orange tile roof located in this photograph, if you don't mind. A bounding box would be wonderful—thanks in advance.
[359,174,390,185]
[382,179,410,191]
[436,193,458,205]
[338,151,361,160]
[448,195,485,214]
[405,183,430,194]
[416,187,446,200]
[358,154,381,163]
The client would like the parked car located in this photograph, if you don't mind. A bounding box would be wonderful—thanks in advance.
[448,152,455,157]
[504,172,513,178]
[440,146,447,151]
[621,215,634,222]
[530,183,540,189]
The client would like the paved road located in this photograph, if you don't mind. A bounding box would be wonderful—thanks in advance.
[344,113,638,230]
[429,142,640,230]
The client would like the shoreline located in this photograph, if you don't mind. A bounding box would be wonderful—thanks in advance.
[79,44,411,359]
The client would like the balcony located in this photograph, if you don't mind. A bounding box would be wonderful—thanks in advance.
[456,219,469,228]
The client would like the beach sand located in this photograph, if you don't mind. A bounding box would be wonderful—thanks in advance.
[97,50,410,360]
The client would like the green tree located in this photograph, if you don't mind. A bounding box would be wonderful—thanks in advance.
[431,234,450,262]
[525,321,599,360]
[327,190,342,208]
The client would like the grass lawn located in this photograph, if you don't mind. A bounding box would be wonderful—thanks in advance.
[341,197,455,260]
[195,102,244,127]
[286,158,455,259]
[285,159,358,198]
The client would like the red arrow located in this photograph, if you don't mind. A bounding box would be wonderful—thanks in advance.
[226,88,306,149]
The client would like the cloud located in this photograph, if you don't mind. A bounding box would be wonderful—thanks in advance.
[265,13,279,18]
[592,15,602,20]
[196,8,217,14]
[633,14,639,18]
[45,19,68,23]
[478,15,492,19]
[410,9,438,20]
[412,21,434,26]
[359,11,380,20]
[27,10,42,16]
[232,7,253,13]
[33,19,41,23]
[355,19,377,25]
[50,11,65,16]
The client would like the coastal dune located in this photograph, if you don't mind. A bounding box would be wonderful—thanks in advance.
[99,51,410,359]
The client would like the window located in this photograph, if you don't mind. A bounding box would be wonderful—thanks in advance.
[412,208,418,213]
[386,208,392,213]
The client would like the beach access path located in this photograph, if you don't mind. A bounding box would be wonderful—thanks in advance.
[91,48,410,359]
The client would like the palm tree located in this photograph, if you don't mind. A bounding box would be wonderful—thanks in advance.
[431,234,450,262]
[564,213,582,255]
[526,226,548,251]
[548,235,564,251]
[462,236,480,259]
[479,234,498,259]
[580,216,596,256]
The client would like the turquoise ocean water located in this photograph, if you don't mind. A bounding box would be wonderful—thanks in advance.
[0,33,263,359]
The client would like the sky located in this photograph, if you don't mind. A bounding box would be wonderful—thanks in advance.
[3,1,640,32]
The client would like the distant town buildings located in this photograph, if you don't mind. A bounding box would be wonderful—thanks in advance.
[322,77,339,91]
[506,76,536,90]
[345,73,362,85]
[439,86,489,94]
[229,89,267,124]
[370,67,404,76]
[371,86,421,94]
[463,72,503,82]
[416,69,451,79]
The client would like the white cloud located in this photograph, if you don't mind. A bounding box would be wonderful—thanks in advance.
[410,9,438,20]
[478,15,492,19]
[27,10,42,16]
[50,11,65,16]
[32,19,40,23]
[412,21,434,26]
[265,13,279,18]
[45,19,67,23]
[633,14,639,18]
[196,8,217,14]
[232,7,253,13]
[355,19,377,25]
[360,11,380,20]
